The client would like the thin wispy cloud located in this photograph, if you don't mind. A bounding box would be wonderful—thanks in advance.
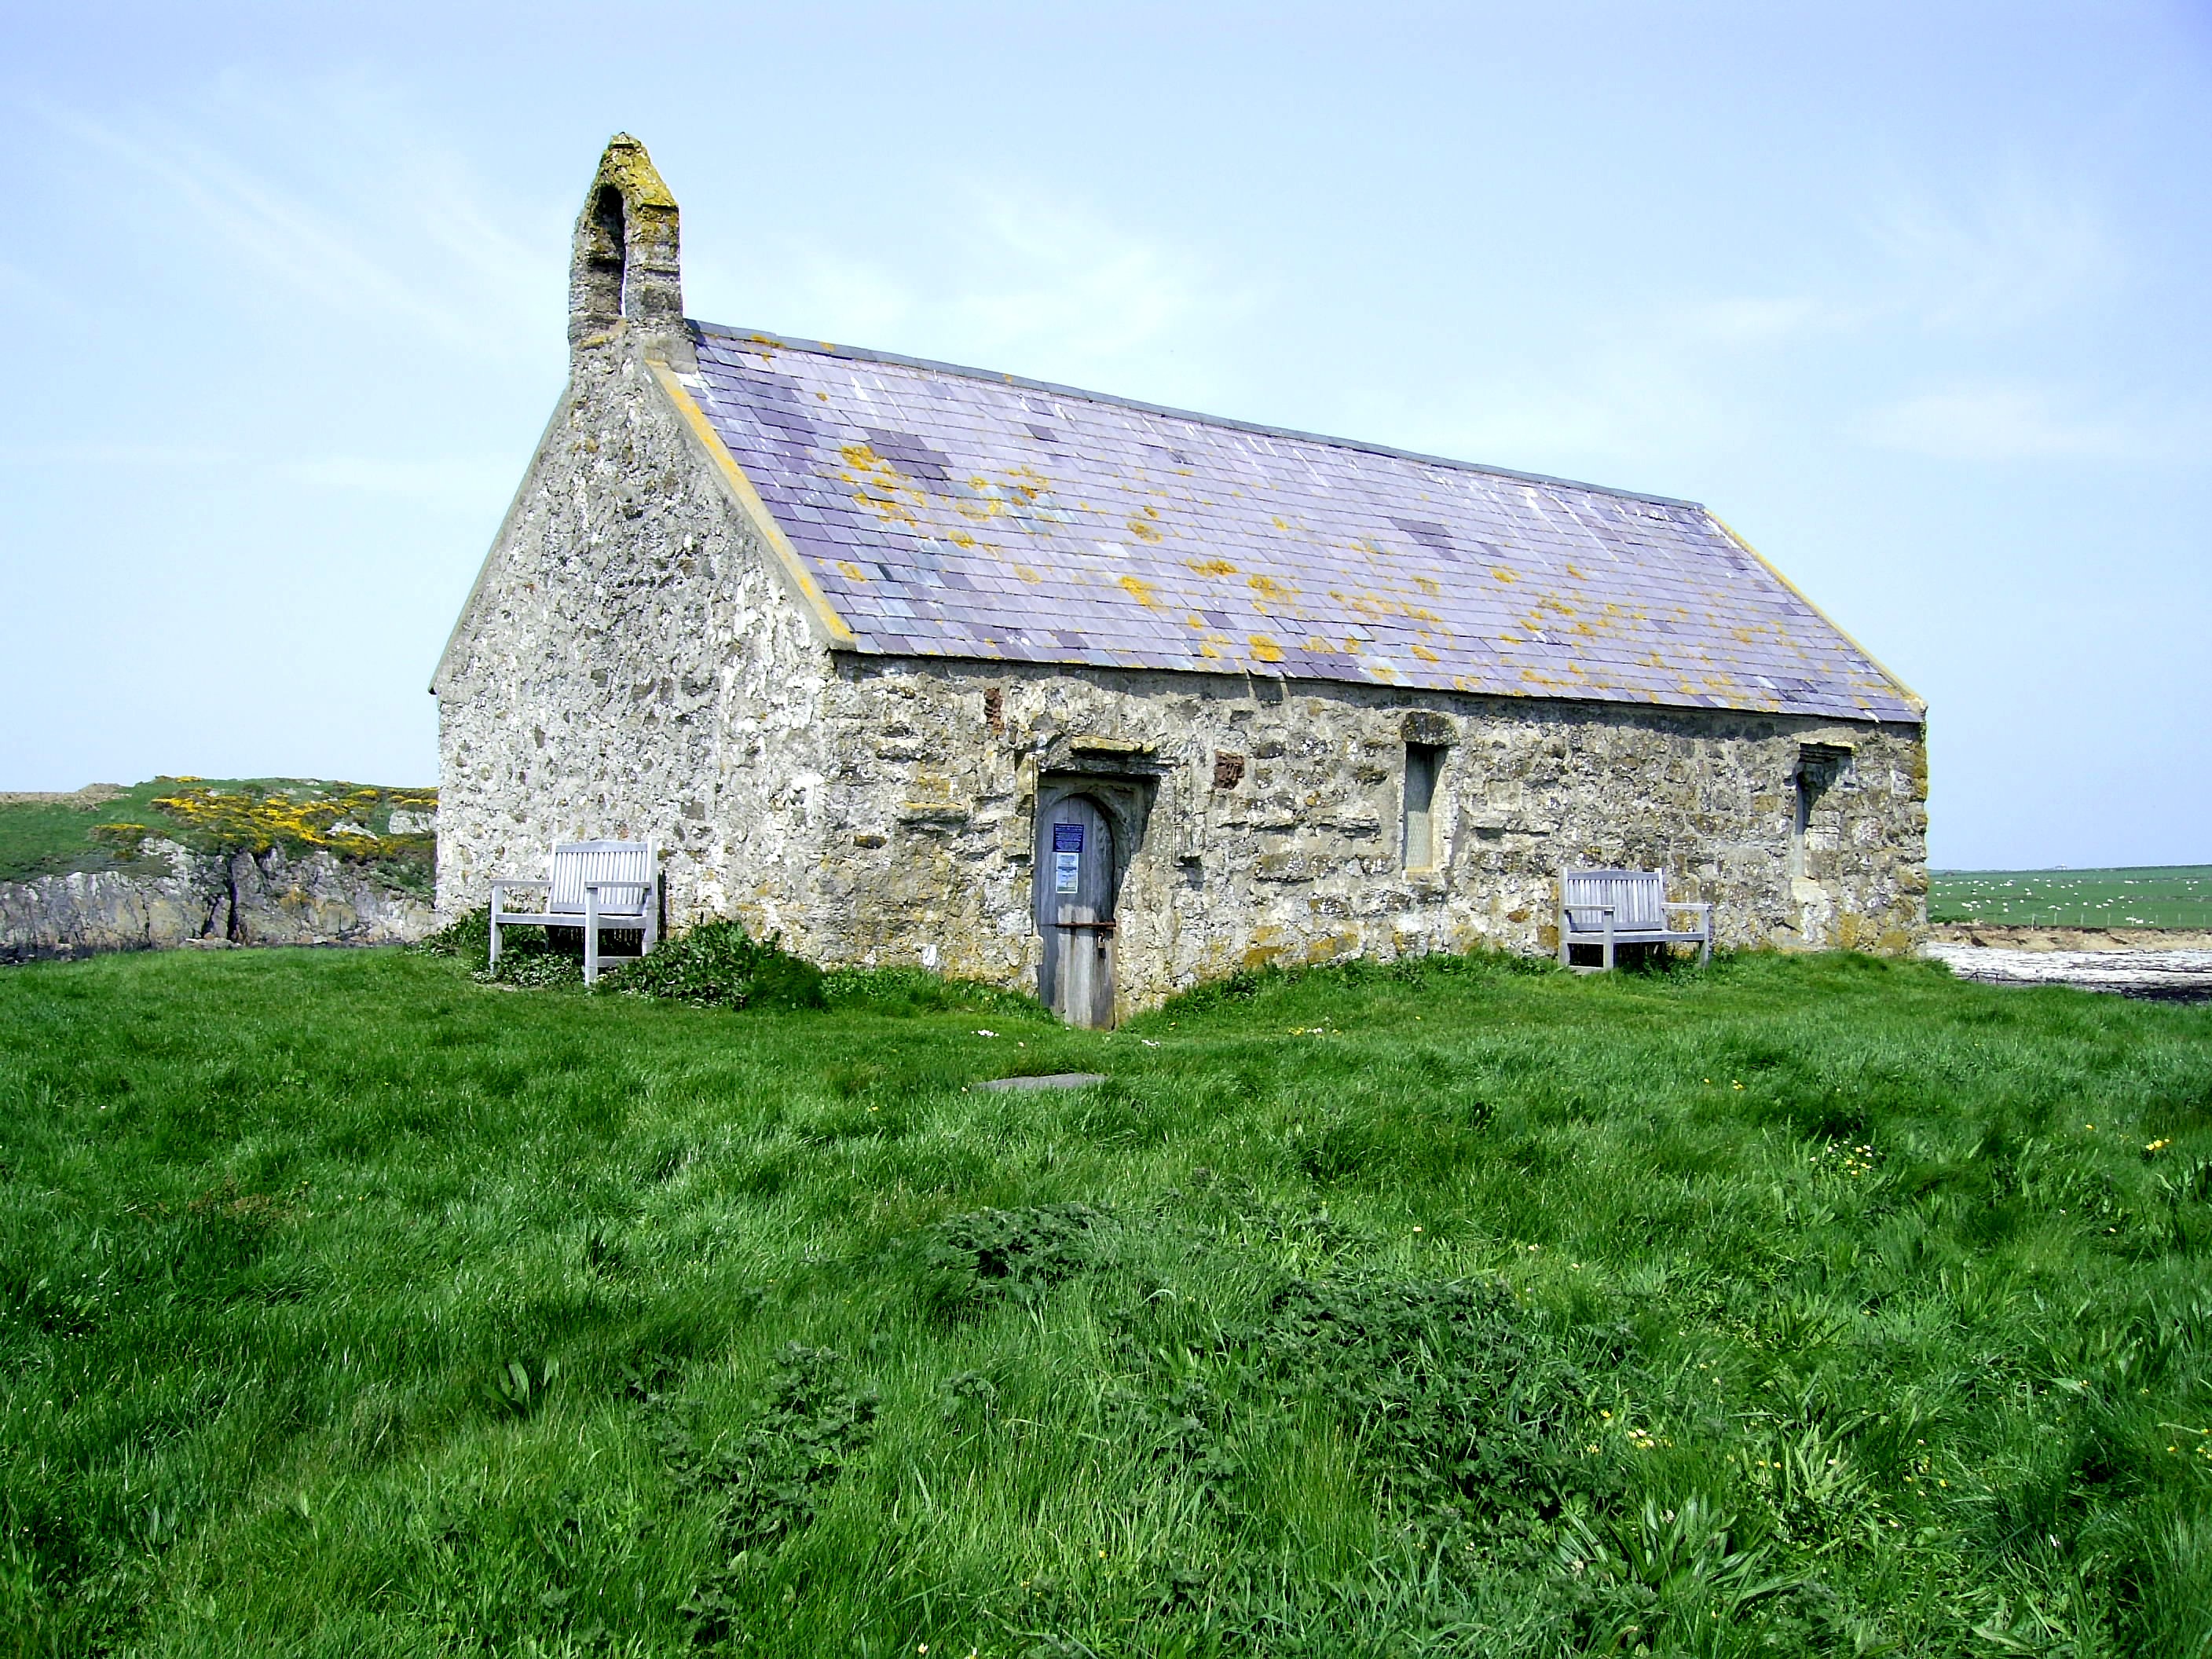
[700,182,1252,397]
[1854,383,2204,465]
[1866,170,2123,331]
[34,88,556,362]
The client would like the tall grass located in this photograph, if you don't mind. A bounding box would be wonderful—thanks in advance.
[1,946,2207,1656]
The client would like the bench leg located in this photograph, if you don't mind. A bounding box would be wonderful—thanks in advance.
[584,889,601,986]
[1602,920,1615,972]
[489,903,502,969]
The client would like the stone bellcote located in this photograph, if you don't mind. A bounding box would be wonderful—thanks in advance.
[569,134,688,364]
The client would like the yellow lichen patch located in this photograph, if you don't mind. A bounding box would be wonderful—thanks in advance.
[1411,643,1441,662]
[1490,567,1518,584]
[838,442,925,526]
[949,529,977,548]
[1248,635,1286,664]
[1197,636,1227,660]
[816,391,829,401]
[1126,518,1165,544]
[1119,575,1162,607]
[1247,573,1296,609]
[1403,605,1441,624]
[1271,516,1292,532]
[1187,558,1237,577]
[1302,636,1340,654]
[834,561,870,582]
[1413,576,1442,596]
[1015,566,1042,584]
[1005,465,1049,504]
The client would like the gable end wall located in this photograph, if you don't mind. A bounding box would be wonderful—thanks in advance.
[433,338,834,927]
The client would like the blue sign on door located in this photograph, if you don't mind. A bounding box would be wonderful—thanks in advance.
[1053,822,1085,853]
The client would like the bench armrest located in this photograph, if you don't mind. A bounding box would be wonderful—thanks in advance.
[489,878,548,921]
[581,880,654,893]
[1663,901,1712,916]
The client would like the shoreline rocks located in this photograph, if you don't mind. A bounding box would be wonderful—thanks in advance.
[0,838,434,964]
[1927,922,2212,951]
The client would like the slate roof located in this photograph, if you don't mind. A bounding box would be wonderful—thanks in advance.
[683,323,1921,724]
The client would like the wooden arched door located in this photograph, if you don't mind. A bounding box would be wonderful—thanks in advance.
[1035,793,1116,1028]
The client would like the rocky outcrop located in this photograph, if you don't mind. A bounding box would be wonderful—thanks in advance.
[0,838,434,963]
[1927,923,2212,952]
[1925,941,2212,1002]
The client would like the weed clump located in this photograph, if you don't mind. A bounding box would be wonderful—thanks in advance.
[660,1346,878,1643]
[917,1203,1112,1317]
[414,912,826,1006]
[1232,1274,1604,1529]
[600,921,826,1010]
[409,906,490,960]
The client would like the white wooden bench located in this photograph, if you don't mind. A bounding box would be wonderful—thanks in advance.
[489,840,661,984]
[1558,869,1712,970]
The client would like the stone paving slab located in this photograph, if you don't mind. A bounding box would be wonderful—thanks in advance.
[974,1072,1111,1091]
[1925,943,2212,1003]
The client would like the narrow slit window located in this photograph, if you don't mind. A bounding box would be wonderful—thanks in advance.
[1403,742,1445,870]
[1789,767,1814,878]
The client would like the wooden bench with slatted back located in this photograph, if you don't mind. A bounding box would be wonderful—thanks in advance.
[1557,868,1712,971]
[489,840,661,983]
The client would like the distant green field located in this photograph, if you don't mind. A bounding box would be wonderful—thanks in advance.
[1931,865,2212,929]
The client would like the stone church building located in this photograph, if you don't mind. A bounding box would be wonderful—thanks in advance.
[434,136,1928,1024]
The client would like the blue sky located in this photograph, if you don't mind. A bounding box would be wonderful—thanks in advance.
[3,1,2206,869]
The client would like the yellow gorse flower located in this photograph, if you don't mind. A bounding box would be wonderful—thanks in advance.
[149,782,437,859]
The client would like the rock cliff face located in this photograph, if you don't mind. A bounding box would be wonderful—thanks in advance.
[0,839,434,963]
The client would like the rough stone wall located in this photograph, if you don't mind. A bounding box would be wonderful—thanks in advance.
[0,840,433,963]
[795,659,1926,1018]
[434,335,834,929]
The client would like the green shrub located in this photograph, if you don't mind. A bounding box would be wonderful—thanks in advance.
[599,921,826,1010]
[408,906,491,960]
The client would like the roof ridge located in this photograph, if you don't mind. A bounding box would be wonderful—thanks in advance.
[688,320,1705,513]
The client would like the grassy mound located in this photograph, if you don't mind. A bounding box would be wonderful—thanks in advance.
[0,777,435,893]
[1,946,2208,1655]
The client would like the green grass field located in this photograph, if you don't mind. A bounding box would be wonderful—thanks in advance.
[4,946,2210,1656]
[1930,866,2212,930]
